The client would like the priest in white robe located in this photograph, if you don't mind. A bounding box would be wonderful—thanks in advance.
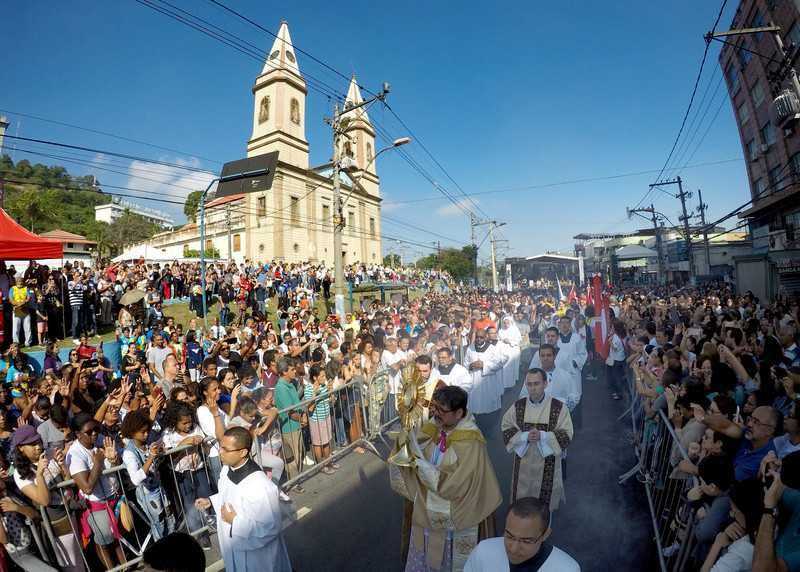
[504,368,573,510]
[498,316,522,389]
[464,496,580,572]
[435,347,473,394]
[196,427,291,572]
[464,328,504,414]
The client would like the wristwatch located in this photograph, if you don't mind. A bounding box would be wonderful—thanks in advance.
[763,506,779,518]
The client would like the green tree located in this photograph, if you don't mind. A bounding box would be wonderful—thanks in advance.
[184,190,203,223]
[84,220,114,258]
[5,186,57,232]
[415,246,476,281]
[383,253,401,267]
[108,210,159,251]
[183,245,220,259]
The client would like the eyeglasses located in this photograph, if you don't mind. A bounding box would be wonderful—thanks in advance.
[749,416,775,429]
[503,529,546,546]
[220,446,247,453]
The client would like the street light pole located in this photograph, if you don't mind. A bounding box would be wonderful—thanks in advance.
[199,168,270,330]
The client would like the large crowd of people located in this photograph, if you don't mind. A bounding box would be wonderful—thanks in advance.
[1,251,800,571]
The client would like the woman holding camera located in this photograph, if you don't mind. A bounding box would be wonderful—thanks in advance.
[121,410,175,541]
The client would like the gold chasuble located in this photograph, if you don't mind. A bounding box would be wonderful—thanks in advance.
[392,414,501,572]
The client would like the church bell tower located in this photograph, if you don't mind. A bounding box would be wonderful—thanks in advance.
[247,21,309,169]
[341,75,379,197]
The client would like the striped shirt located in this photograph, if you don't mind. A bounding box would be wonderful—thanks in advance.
[303,382,331,421]
[68,281,84,308]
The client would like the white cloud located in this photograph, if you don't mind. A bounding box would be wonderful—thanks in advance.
[122,156,217,222]
[435,198,477,217]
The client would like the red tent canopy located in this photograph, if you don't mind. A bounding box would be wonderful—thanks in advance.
[0,208,63,260]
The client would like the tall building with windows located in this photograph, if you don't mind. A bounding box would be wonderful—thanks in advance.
[721,0,800,251]
[719,0,800,298]
[139,21,382,264]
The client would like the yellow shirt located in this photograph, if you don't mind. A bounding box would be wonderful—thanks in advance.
[9,286,29,317]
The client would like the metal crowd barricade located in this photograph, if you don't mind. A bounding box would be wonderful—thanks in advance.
[28,377,401,571]
[618,367,700,572]
[265,375,393,490]
[31,440,215,572]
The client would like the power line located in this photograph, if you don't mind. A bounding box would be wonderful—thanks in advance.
[698,162,796,234]
[132,0,346,102]
[665,71,726,177]
[634,0,729,209]
[3,134,216,175]
[0,108,223,165]
[129,0,482,225]
[382,157,743,205]
[162,0,485,222]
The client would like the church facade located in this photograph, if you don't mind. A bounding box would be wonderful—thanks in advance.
[143,21,382,265]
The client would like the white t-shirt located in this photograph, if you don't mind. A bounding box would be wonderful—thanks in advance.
[196,405,228,458]
[161,426,205,472]
[66,440,119,501]
[710,536,754,572]
[609,334,626,362]
[13,459,62,506]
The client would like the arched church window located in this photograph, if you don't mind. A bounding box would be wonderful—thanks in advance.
[259,96,270,124]
[290,98,301,125]
[366,142,373,164]
[343,141,354,159]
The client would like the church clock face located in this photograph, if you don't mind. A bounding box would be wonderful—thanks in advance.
[270,50,280,60]
[286,50,296,63]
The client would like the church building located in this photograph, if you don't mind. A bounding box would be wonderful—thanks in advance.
[143,21,383,265]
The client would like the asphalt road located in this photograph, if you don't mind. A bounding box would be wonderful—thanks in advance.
[282,349,654,571]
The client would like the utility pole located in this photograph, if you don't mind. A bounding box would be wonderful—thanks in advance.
[329,83,391,321]
[648,177,695,285]
[470,214,479,286]
[225,202,232,263]
[489,222,498,292]
[676,177,696,285]
[627,204,666,285]
[697,189,711,275]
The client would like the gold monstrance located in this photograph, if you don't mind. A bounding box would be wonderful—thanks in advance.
[387,362,427,468]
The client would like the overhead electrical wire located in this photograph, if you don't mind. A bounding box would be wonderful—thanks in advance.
[165,0,485,222]
[634,0,730,209]
[0,107,223,165]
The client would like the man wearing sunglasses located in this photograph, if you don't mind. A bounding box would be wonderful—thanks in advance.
[464,496,579,571]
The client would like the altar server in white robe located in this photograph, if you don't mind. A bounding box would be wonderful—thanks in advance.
[464,496,580,572]
[435,346,473,393]
[498,315,522,389]
[555,316,587,400]
[529,327,569,371]
[464,328,504,414]
[196,427,291,572]
[487,326,509,403]
[519,345,579,411]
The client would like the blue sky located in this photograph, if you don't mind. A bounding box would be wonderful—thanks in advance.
[4,0,748,263]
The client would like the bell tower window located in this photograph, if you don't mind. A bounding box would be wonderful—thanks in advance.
[290,98,301,125]
[258,96,270,124]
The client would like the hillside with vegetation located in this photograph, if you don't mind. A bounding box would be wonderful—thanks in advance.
[0,155,160,258]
